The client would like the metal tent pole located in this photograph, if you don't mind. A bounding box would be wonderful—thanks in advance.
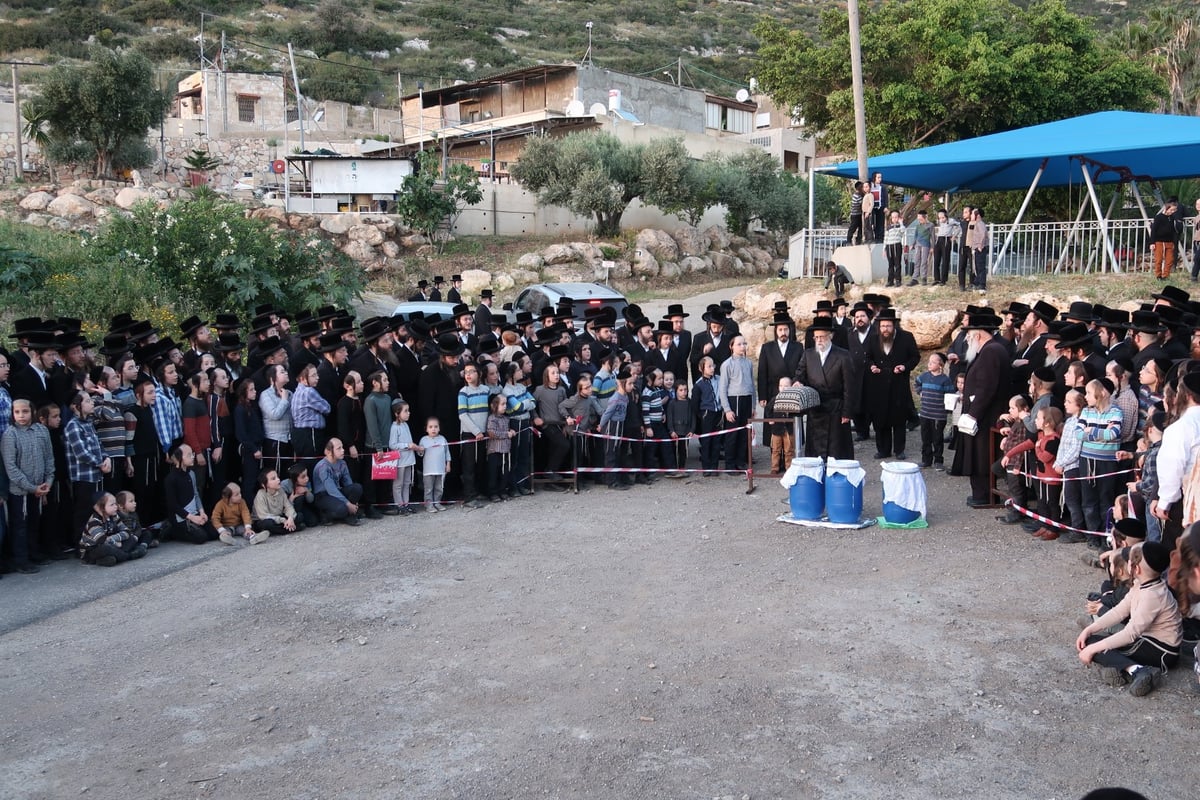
[992,158,1046,273]
[1079,161,1121,274]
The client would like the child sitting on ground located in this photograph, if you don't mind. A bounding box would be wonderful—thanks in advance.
[914,353,954,469]
[252,468,302,536]
[213,481,267,545]
[80,492,147,566]
[765,377,796,475]
[1076,540,1181,697]
[281,464,319,528]
[115,491,156,549]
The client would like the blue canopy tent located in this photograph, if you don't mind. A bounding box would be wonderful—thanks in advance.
[814,110,1200,273]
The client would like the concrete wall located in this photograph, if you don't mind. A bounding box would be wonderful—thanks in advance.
[450,182,726,237]
[576,65,706,133]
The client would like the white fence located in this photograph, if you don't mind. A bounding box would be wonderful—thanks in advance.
[788,217,1197,279]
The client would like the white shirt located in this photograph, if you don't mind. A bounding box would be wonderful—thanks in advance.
[1157,404,1200,507]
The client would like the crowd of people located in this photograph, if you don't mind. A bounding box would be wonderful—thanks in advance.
[2,258,1200,695]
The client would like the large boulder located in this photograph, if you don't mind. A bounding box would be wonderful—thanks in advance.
[608,260,633,280]
[47,194,97,219]
[674,225,709,257]
[541,243,579,265]
[635,228,679,264]
[508,269,540,287]
[901,309,961,350]
[320,214,359,236]
[380,240,401,259]
[632,249,659,278]
[250,206,288,226]
[114,187,155,209]
[680,255,709,274]
[709,252,738,273]
[340,240,378,264]
[84,187,117,206]
[460,269,492,299]
[287,213,318,230]
[703,225,732,252]
[659,261,681,279]
[24,213,50,227]
[516,252,545,270]
[347,224,385,246]
[19,191,53,211]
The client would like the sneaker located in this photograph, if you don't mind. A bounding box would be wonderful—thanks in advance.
[219,530,237,546]
[608,483,630,491]
[1080,552,1103,569]
[1058,531,1086,544]
[249,531,270,545]
[932,461,944,470]
[427,505,439,513]
[147,538,160,549]
[365,508,384,520]
[131,544,148,559]
[1128,666,1159,697]
[434,503,447,511]
[490,495,504,503]
[381,506,401,516]
[95,555,118,567]
[343,515,362,526]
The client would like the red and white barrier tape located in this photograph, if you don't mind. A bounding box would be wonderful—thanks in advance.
[1006,466,1135,484]
[1003,499,1110,539]
[576,423,752,445]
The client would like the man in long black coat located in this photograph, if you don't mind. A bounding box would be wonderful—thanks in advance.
[758,312,802,408]
[795,318,856,459]
[863,309,920,459]
[961,312,1012,506]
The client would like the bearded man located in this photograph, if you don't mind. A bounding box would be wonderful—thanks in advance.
[795,318,856,459]
[960,312,1012,507]
[863,309,919,459]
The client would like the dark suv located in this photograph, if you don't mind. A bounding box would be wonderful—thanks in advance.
[513,282,628,327]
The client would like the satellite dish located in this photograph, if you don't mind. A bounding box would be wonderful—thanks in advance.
[589,102,607,117]
[735,88,750,103]
[565,99,585,116]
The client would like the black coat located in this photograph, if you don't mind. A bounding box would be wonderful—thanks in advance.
[757,339,802,402]
[795,345,856,459]
[689,331,731,383]
[1011,333,1047,395]
[646,346,687,383]
[417,361,462,441]
[962,337,1013,477]
[863,330,920,421]
[473,304,493,338]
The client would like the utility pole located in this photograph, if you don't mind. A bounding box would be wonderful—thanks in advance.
[847,0,868,182]
[288,43,305,153]
[12,64,23,179]
[220,30,227,134]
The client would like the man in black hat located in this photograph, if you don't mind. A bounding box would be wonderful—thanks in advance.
[409,279,432,302]
[390,318,421,402]
[796,317,856,459]
[430,276,445,302]
[474,289,494,338]
[804,300,849,350]
[758,311,801,411]
[418,334,465,492]
[626,317,656,365]
[447,275,464,304]
[960,312,1012,507]
[846,301,875,441]
[315,332,351,409]
[9,331,58,408]
[647,320,686,381]
[616,304,644,352]
[662,304,692,364]
[690,306,731,384]
[1012,300,1057,394]
[451,303,479,356]
[213,333,245,382]
[290,318,324,375]
[863,309,919,459]
[1130,311,1167,373]
[956,205,974,292]
[1056,323,1105,383]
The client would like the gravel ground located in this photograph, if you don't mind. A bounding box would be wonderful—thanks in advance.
[1,449,1196,800]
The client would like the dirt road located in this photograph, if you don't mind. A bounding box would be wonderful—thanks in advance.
[1,453,1192,799]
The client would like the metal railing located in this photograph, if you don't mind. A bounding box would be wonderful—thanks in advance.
[788,217,1197,278]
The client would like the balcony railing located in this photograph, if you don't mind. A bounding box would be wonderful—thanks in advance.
[787,217,1197,278]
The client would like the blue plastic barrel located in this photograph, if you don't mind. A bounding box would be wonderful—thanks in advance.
[825,459,863,524]
[881,461,923,523]
[788,457,825,520]
[882,502,921,524]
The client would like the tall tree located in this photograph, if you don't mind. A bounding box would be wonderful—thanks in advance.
[753,0,1164,155]
[393,149,484,252]
[27,47,168,178]
[1117,9,1200,116]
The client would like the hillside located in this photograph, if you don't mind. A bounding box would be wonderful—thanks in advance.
[0,0,1164,103]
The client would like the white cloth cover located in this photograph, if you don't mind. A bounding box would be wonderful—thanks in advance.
[826,458,865,488]
[780,457,824,489]
[881,462,927,516]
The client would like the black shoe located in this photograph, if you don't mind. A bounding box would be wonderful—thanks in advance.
[1058,531,1086,544]
[365,508,384,520]
[343,516,362,527]
[17,564,40,574]
[855,434,871,441]
[608,483,630,491]
[998,511,1023,524]
[873,452,889,460]
[965,497,988,508]
[381,507,401,516]
[1129,667,1159,697]
[932,460,944,470]
[920,461,932,468]
[48,550,73,561]
[894,452,907,460]
[95,555,118,567]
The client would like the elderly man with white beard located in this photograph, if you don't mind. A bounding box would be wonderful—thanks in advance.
[796,318,857,459]
[960,311,1013,507]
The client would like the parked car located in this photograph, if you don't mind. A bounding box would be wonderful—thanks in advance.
[512,282,628,327]
[390,301,461,321]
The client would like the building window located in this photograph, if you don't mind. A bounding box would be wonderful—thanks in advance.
[705,103,753,134]
[237,95,258,124]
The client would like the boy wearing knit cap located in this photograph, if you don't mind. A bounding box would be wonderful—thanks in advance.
[1076,540,1181,696]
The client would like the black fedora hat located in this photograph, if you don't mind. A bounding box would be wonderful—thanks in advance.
[480,288,494,299]
[622,304,644,322]
[213,332,244,353]
[1130,310,1165,334]
[313,305,339,322]
[359,318,390,343]
[108,313,134,334]
[1099,307,1130,330]
[126,320,158,343]
[318,332,349,353]
[98,333,130,357]
[249,314,276,336]
[28,331,61,351]
[179,315,208,339]
[533,326,562,347]
[435,332,465,356]
[655,320,675,335]
[433,276,445,285]
[963,312,1003,331]
[664,303,689,319]
[547,344,571,361]
[10,317,47,340]
[811,299,835,315]
[808,317,835,331]
[1060,301,1094,322]
[253,303,279,318]
[874,294,892,308]
[514,311,535,326]
[1001,301,1031,318]
[875,308,898,321]
[477,333,500,355]
[296,318,322,339]
[1151,284,1190,309]
[256,335,286,358]
[771,312,793,327]
[451,303,471,319]
[1055,323,1092,351]
[416,279,429,289]
[213,313,241,331]
[408,319,431,340]
[330,315,355,335]
[832,297,849,309]
[451,274,462,282]
[1029,300,1058,324]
